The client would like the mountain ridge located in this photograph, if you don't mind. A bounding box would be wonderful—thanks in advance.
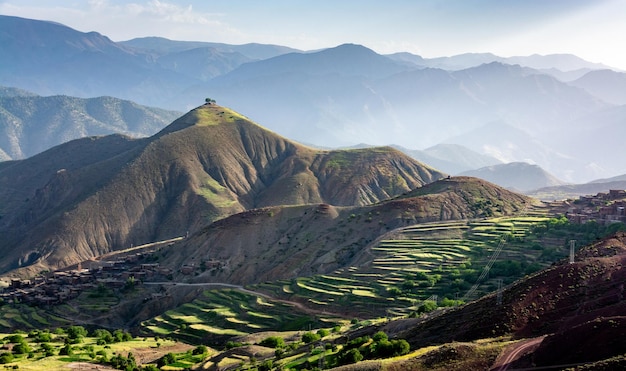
[0,91,181,160]
[0,104,444,277]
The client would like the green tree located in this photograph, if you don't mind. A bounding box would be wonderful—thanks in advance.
[157,353,176,368]
[317,329,330,338]
[0,352,14,364]
[301,332,321,344]
[12,341,31,355]
[259,336,285,348]
[416,300,437,315]
[338,348,363,365]
[40,343,55,357]
[59,344,73,356]
[372,331,387,342]
[66,326,87,342]
[192,345,208,355]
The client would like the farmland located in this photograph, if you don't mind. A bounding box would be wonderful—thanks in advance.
[141,211,577,343]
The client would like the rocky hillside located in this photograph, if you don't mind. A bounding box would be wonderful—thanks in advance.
[0,104,443,277]
[159,176,532,285]
[0,92,181,160]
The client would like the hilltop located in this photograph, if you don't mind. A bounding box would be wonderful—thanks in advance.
[0,103,443,277]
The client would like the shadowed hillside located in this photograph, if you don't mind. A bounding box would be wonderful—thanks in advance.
[0,104,443,277]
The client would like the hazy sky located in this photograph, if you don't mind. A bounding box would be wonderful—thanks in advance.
[1,0,625,69]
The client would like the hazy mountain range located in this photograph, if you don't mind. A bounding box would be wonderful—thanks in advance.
[2,15,626,183]
[0,89,181,160]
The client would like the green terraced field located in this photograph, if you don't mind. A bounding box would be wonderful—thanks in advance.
[141,212,570,340]
[253,214,566,318]
[142,289,336,342]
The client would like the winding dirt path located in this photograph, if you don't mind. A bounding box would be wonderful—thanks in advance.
[490,335,546,371]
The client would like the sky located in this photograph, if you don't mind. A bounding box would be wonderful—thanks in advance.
[1,0,625,69]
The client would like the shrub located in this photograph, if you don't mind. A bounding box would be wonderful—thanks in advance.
[301,332,321,344]
[0,352,14,364]
[40,343,55,357]
[259,336,285,349]
[6,335,24,344]
[192,345,208,355]
[317,329,330,338]
[258,359,273,371]
[36,332,52,343]
[157,352,176,367]
[66,326,87,342]
[338,348,363,365]
[12,342,31,355]
[59,344,73,356]
[416,300,437,314]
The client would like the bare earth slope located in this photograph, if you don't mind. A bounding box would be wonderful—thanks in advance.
[159,176,532,285]
[0,104,443,276]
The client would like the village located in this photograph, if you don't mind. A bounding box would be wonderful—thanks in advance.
[565,189,626,225]
[0,241,226,307]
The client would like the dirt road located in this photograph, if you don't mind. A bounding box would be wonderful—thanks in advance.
[491,336,546,371]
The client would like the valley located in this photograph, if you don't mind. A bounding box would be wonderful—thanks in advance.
[1,196,625,370]
[1,12,626,370]
[1,102,625,370]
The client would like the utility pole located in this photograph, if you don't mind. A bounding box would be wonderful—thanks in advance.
[569,240,576,264]
[496,278,503,306]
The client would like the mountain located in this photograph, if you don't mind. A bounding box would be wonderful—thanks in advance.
[146,176,531,285]
[569,69,626,105]
[443,121,597,183]
[387,52,614,72]
[212,43,410,81]
[3,16,623,183]
[120,37,300,82]
[0,92,181,160]
[459,162,566,192]
[391,144,502,175]
[199,56,608,150]
[120,37,299,60]
[590,173,626,184]
[0,103,444,277]
[0,15,199,110]
[346,143,501,175]
[0,86,37,98]
[152,47,252,82]
[541,105,626,181]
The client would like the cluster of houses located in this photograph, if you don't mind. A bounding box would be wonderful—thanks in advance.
[0,254,175,306]
[2,246,229,307]
[566,189,626,225]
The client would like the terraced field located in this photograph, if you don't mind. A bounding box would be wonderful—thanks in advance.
[255,213,564,318]
[141,289,338,344]
[142,210,572,340]
[0,304,70,331]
